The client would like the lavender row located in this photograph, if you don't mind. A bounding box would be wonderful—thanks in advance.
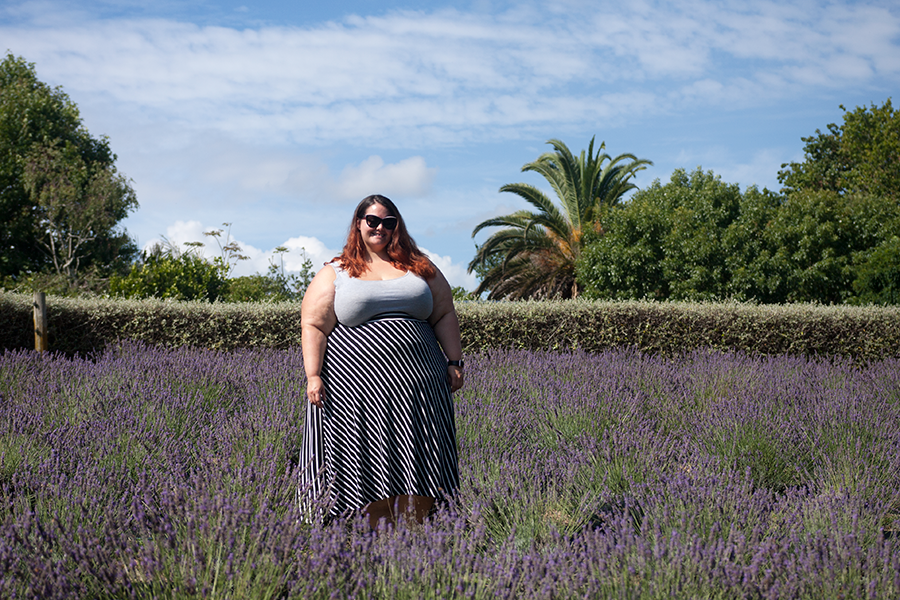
[1,343,898,598]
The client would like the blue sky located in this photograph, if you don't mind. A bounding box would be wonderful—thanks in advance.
[2,0,898,289]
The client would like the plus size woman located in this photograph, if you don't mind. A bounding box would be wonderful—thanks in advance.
[299,195,463,528]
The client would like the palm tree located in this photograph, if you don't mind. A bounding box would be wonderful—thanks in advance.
[468,137,652,299]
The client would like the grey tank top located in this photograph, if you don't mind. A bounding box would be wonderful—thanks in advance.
[330,263,433,327]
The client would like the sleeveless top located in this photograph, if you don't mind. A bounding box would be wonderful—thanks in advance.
[329,262,433,327]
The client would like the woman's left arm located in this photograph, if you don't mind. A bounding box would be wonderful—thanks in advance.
[427,266,464,393]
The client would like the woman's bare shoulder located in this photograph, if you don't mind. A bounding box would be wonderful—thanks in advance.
[306,265,337,296]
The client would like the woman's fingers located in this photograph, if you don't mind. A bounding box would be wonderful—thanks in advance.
[447,367,464,393]
[307,376,325,407]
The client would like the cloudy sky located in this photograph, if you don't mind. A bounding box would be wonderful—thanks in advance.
[2,0,898,289]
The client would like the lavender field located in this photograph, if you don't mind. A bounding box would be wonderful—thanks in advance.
[1,343,899,599]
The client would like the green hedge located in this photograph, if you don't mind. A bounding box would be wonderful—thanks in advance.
[2,291,899,359]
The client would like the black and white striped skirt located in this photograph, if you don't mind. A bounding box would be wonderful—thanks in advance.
[299,316,459,518]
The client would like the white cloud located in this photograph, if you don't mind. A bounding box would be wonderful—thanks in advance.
[423,248,478,291]
[278,236,339,273]
[713,149,786,192]
[150,220,207,250]
[4,0,896,148]
[143,220,339,279]
[334,156,437,200]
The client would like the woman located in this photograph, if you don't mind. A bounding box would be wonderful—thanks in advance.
[299,195,463,529]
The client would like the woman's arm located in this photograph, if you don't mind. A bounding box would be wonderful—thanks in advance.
[427,266,464,393]
[301,266,337,407]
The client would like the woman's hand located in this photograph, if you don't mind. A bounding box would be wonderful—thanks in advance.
[447,366,464,393]
[307,375,326,408]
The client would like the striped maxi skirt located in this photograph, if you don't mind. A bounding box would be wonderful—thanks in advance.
[299,316,460,519]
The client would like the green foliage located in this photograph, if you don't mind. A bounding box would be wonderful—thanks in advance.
[739,190,899,304]
[109,247,227,302]
[224,274,292,303]
[468,242,502,286]
[450,286,473,301]
[577,167,900,304]
[109,227,314,304]
[575,100,900,305]
[0,53,138,281]
[1,267,112,298]
[778,99,899,200]
[3,291,900,360]
[23,140,138,279]
[751,190,852,304]
[469,137,651,299]
[851,236,900,305]
[222,247,313,303]
[577,168,780,301]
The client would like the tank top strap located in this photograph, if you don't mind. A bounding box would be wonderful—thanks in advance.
[328,261,348,280]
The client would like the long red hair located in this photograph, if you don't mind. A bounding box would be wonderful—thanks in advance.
[332,195,435,280]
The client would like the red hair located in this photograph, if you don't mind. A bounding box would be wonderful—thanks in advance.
[332,195,436,280]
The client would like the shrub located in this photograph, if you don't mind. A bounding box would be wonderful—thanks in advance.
[2,291,899,359]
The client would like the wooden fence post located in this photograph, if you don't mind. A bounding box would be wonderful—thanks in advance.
[33,291,48,352]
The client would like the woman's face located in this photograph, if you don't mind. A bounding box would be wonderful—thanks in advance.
[358,202,394,253]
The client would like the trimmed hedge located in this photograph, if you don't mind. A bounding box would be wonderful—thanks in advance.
[2,291,899,359]
[457,300,900,359]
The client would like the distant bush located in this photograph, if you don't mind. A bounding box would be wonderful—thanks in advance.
[3,291,899,359]
[109,251,228,301]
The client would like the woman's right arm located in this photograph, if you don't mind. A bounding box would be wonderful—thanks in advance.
[301,266,337,408]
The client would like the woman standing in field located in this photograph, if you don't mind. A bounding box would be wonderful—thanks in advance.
[299,195,463,528]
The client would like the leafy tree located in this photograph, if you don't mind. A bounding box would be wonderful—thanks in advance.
[851,235,900,305]
[469,137,651,299]
[778,99,899,200]
[23,141,137,279]
[578,168,900,304]
[754,190,900,304]
[577,168,776,301]
[450,286,474,301]
[719,185,785,303]
[774,99,900,304]
[0,52,138,281]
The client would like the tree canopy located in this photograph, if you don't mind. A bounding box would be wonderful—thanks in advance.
[778,99,899,201]
[576,168,779,301]
[576,167,900,304]
[0,52,137,282]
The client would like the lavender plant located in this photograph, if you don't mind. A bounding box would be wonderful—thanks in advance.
[1,343,898,598]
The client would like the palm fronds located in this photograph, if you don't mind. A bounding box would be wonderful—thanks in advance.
[469,137,652,299]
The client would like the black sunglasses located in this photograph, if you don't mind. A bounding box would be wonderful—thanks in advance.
[363,215,398,230]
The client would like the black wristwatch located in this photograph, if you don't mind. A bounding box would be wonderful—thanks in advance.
[447,360,464,369]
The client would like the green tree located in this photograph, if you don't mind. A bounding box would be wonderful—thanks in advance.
[753,190,900,304]
[778,99,899,200]
[0,53,138,281]
[851,235,900,305]
[23,141,137,279]
[774,99,900,304]
[578,168,900,304]
[469,137,651,299]
[577,168,777,301]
